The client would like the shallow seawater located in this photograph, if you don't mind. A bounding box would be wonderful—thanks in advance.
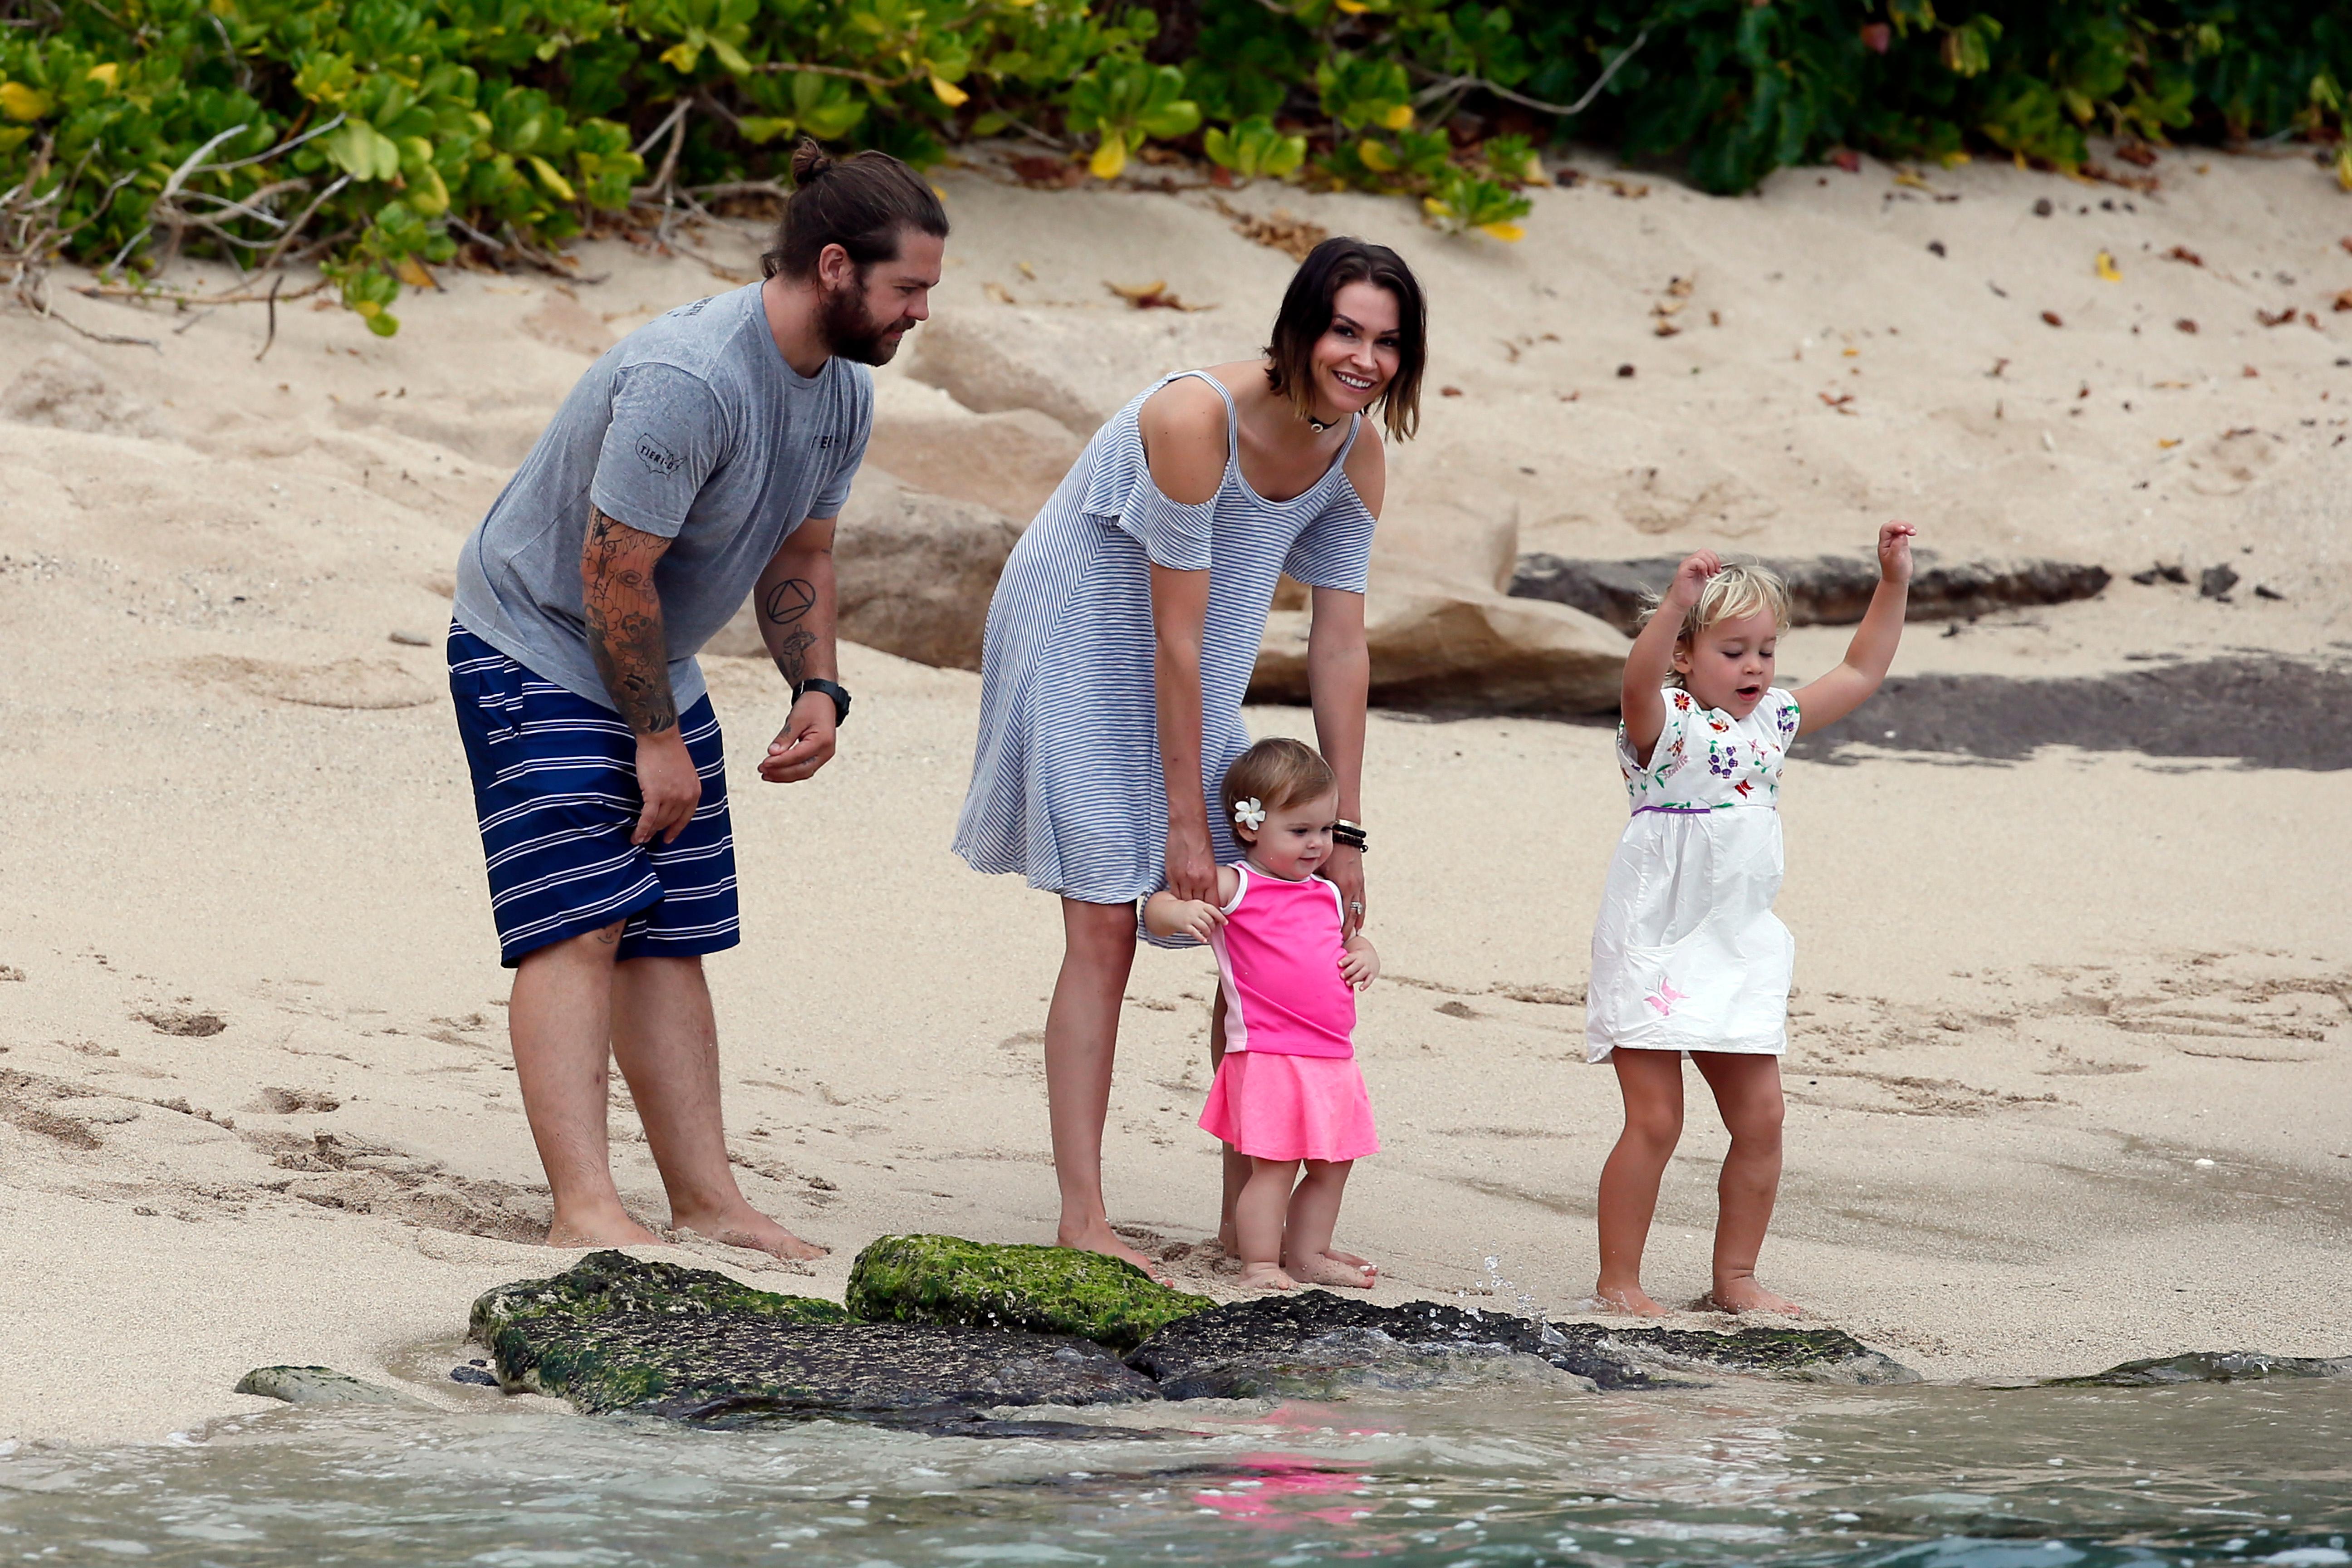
[4,1376,2348,1566]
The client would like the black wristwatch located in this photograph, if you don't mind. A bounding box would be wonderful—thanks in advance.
[794,677,851,726]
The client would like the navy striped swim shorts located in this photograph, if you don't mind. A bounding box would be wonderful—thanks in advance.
[448,622,740,967]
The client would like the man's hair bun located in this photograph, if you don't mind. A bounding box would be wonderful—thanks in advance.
[789,138,833,185]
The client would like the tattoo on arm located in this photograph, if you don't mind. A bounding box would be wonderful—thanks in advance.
[762,576,817,687]
[582,506,678,735]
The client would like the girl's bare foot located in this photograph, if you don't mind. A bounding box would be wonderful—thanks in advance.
[1285,1250,1377,1289]
[675,1203,828,1261]
[1236,1262,1297,1291]
[1594,1282,1669,1317]
[546,1210,668,1249]
[1059,1220,1177,1286]
[1704,1277,1803,1316]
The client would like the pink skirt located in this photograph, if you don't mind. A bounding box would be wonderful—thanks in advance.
[1198,1050,1379,1163]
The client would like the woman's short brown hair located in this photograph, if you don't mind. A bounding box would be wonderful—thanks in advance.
[1221,737,1338,837]
[1263,236,1427,442]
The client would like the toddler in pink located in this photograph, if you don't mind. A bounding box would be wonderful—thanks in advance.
[1146,738,1380,1291]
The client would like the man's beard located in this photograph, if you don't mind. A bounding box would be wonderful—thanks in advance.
[818,277,914,367]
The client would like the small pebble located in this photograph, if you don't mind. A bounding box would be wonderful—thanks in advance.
[449,1365,499,1386]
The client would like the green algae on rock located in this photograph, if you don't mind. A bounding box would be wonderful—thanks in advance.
[234,1366,408,1406]
[471,1250,1160,1426]
[470,1248,854,1347]
[848,1234,1212,1352]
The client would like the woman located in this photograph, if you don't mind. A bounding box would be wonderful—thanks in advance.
[954,237,1426,1276]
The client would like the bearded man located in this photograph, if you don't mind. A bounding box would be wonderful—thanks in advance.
[446,141,947,1256]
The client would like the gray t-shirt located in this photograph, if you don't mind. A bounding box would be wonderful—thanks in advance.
[454,282,871,713]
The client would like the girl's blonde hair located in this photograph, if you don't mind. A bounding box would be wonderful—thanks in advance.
[1220,738,1336,837]
[1638,562,1792,688]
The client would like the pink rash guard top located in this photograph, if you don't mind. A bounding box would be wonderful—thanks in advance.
[1207,862,1355,1058]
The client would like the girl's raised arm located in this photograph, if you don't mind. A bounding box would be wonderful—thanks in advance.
[1622,552,1721,767]
[1793,523,1916,735]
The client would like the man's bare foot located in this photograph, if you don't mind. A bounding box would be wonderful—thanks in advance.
[674,1203,827,1261]
[1236,1262,1296,1291]
[1059,1220,1176,1285]
[1284,1251,1376,1289]
[546,1210,668,1249]
[1703,1278,1803,1316]
[1593,1282,1669,1317]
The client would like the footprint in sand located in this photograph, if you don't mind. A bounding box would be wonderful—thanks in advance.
[184,655,435,711]
[137,1007,225,1037]
[254,1087,343,1114]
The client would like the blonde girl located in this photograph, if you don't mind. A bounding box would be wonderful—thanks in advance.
[1588,524,1916,1315]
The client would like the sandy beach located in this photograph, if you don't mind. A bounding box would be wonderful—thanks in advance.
[3,142,2347,1448]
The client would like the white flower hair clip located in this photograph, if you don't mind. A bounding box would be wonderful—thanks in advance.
[1232,797,1266,832]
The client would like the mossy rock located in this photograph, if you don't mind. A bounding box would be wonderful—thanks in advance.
[1588,1323,1918,1386]
[847,1234,1212,1352]
[471,1249,851,1344]
[471,1249,853,1405]
[1127,1293,1918,1398]
[2046,1350,2352,1387]
[468,1250,1157,1424]
[234,1365,408,1406]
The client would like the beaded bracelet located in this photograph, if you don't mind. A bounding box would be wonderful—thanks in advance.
[1333,818,1368,853]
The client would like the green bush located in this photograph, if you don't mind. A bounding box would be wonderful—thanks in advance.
[0,0,2342,337]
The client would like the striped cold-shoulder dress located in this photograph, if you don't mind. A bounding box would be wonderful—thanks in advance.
[952,369,1376,906]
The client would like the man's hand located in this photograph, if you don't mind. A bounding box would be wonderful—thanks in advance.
[1877,520,1918,584]
[760,692,838,784]
[1325,843,1367,939]
[633,731,702,844]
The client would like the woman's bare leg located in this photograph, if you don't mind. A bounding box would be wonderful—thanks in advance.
[1594,1049,1686,1315]
[1234,1156,1299,1289]
[1691,1052,1799,1314]
[1281,1160,1373,1287]
[1046,898,1163,1276]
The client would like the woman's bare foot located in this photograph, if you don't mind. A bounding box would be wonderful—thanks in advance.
[1285,1250,1377,1289]
[1703,1277,1803,1315]
[674,1202,828,1261]
[1593,1281,1669,1317]
[1059,1220,1176,1285]
[1236,1262,1297,1291]
[545,1209,668,1249]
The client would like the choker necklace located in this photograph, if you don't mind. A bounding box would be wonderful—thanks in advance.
[1307,415,1331,434]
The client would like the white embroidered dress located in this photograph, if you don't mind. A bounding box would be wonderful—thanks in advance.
[1586,685,1801,1063]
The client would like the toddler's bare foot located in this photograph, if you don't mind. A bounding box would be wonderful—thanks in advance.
[1285,1251,1377,1289]
[1593,1282,1668,1317]
[1059,1220,1176,1286]
[1236,1262,1297,1291]
[1704,1277,1803,1316]
[673,1202,828,1261]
